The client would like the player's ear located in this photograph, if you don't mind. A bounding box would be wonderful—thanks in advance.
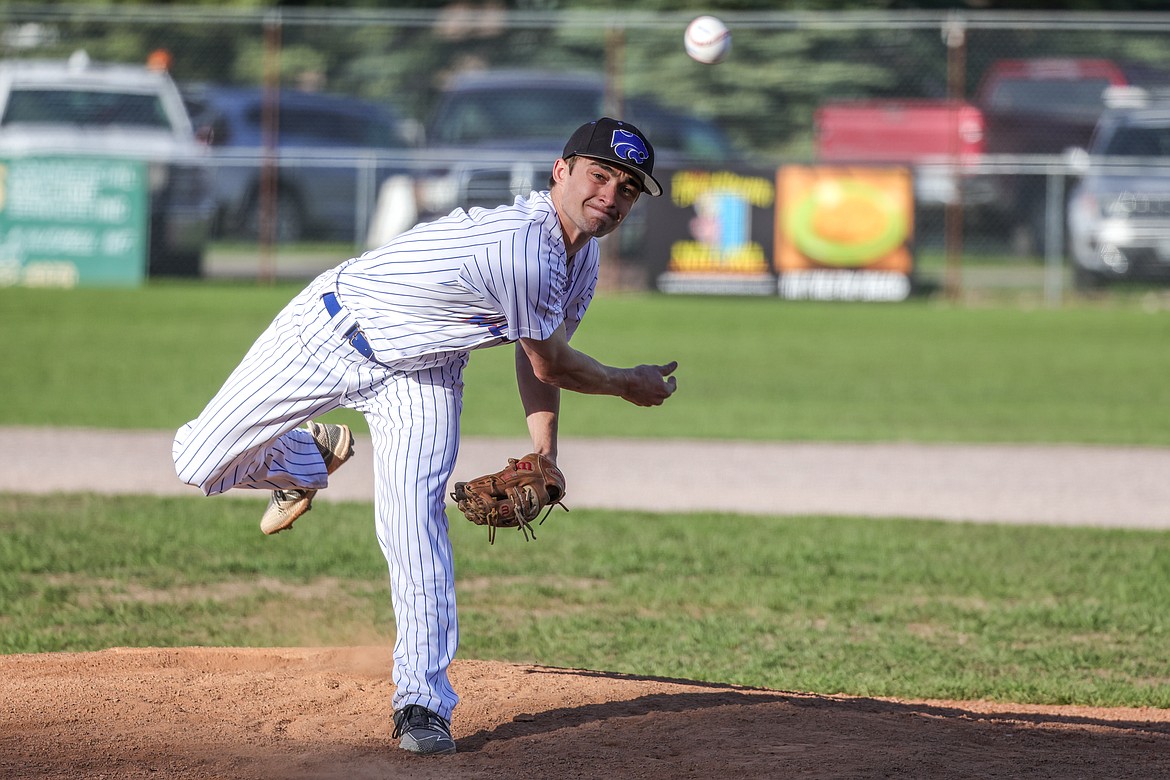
[550,157,571,188]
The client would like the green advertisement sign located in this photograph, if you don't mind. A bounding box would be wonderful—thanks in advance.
[0,156,148,288]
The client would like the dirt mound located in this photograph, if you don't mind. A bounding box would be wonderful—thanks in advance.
[2,646,1168,779]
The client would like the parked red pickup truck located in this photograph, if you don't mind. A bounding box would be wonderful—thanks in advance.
[814,99,987,207]
[815,58,1170,253]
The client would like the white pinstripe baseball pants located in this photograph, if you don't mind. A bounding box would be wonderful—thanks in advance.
[173,271,466,720]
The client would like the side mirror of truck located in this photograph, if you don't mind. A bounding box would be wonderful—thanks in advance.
[1064,147,1090,175]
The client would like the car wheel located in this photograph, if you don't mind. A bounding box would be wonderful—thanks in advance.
[147,216,204,277]
[243,190,305,243]
[1072,265,1108,292]
[148,248,203,278]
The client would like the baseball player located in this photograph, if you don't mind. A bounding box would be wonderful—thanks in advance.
[172,117,676,756]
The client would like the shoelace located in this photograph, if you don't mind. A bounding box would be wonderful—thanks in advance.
[392,705,450,738]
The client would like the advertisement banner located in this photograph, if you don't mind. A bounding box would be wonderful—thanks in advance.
[646,167,777,295]
[776,165,914,301]
[0,156,149,288]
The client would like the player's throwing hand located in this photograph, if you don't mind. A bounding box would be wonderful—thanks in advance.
[622,361,678,407]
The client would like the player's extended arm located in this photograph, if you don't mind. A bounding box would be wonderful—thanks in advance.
[518,324,677,408]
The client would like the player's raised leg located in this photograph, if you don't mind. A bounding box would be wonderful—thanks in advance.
[173,276,358,532]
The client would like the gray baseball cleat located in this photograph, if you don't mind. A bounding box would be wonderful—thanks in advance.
[260,421,354,535]
[392,705,456,755]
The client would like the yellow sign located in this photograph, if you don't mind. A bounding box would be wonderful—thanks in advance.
[667,170,774,275]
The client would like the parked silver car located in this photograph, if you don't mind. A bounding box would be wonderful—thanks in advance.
[1067,103,1170,288]
[0,52,215,276]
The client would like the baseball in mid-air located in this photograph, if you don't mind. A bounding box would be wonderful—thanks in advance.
[684,15,731,65]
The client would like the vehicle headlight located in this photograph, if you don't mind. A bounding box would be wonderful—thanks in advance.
[1100,219,1134,245]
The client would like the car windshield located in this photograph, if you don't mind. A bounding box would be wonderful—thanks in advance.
[428,84,735,160]
[1103,125,1170,157]
[2,88,172,129]
[986,78,1113,118]
[240,103,405,148]
[429,86,603,145]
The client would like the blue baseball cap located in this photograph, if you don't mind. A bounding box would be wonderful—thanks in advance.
[562,117,662,197]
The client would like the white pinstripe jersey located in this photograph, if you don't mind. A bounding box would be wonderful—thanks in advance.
[334,191,599,367]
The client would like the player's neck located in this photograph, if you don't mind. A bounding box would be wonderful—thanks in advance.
[560,225,591,257]
[549,193,590,257]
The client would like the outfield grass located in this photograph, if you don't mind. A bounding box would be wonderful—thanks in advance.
[1,282,1168,444]
[2,493,1167,708]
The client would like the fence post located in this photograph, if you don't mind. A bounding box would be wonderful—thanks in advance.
[258,10,282,284]
[943,13,967,302]
[600,21,627,290]
[1044,164,1066,307]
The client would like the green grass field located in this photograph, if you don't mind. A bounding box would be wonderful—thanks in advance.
[1,282,1168,708]
[2,283,1168,444]
[3,493,1167,708]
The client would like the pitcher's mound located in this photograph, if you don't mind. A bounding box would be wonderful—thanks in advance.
[2,646,1167,779]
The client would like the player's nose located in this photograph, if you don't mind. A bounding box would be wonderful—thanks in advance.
[596,181,624,213]
[595,182,616,205]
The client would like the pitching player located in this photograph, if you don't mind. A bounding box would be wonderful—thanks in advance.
[172,117,677,756]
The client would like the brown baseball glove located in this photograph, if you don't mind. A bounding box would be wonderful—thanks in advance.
[451,453,567,543]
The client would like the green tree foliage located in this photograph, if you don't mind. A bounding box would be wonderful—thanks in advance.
[2,3,1169,158]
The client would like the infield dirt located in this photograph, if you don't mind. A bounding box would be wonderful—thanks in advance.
[4,646,1169,780]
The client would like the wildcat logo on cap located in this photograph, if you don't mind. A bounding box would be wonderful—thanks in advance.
[612,129,649,165]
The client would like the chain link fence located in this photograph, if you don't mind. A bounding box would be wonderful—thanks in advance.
[3,6,1170,300]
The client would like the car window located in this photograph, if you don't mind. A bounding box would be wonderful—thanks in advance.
[1103,125,1170,157]
[986,78,1113,118]
[2,89,172,129]
[430,87,603,145]
[429,80,735,160]
[239,102,404,148]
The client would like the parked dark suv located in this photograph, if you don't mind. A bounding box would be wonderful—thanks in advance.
[183,85,414,242]
[410,69,738,226]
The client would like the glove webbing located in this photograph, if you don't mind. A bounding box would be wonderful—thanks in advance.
[488,492,568,544]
